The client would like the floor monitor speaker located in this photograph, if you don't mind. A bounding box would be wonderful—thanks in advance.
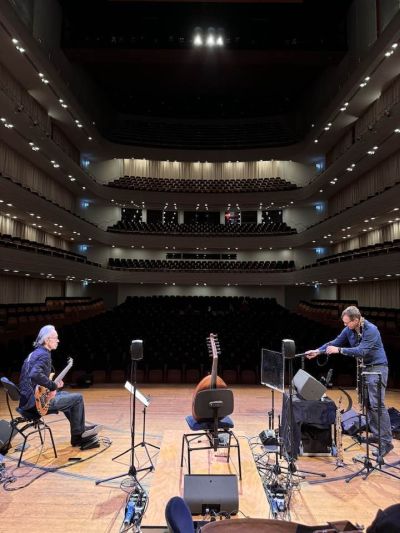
[183,474,238,515]
[292,369,326,401]
[0,419,16,454]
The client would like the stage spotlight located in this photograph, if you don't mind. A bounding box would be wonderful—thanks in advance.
[206,27,216,47]
[216,35,224,46]
[194,34,203,46]
[193,26,203,47]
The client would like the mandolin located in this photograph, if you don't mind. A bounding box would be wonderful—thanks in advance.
[192,333,227,421]
[35,357,73,416]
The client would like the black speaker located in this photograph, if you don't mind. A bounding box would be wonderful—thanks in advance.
[341,409,366,436]
[300,424,332,456]
[130,339,143,361]
[292,369,326,401]
[0,419,16,454]
[183,474,238,515]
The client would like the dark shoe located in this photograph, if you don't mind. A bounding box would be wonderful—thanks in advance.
[82,424,102,439]
[71,435,99,447]
[372,443,394,458]
[359,435,379,444]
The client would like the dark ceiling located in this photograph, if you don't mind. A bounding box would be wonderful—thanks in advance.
[60,0,353,121]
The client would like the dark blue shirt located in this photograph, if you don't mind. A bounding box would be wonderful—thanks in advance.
[19,346,57,412]
[318,319,387,366]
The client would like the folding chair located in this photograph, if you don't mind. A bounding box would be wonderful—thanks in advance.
[1,377,57,466]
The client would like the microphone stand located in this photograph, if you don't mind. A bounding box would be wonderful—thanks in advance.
[96,345,153,485]
[345,372,400,483]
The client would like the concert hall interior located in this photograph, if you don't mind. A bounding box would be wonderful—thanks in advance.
[0,0,400,532]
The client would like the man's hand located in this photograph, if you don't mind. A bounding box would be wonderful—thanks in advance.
[326,346,340,355]
[57,380,64,389]
[305,350,319,359]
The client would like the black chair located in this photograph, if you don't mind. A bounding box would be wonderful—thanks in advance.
[180,388,242,479]
[0,377,57,466]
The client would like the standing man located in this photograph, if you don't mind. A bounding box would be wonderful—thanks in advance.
[306,305,393,457]
[19,324,101,447]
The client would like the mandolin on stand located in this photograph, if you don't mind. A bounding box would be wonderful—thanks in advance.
[192,333,227,421]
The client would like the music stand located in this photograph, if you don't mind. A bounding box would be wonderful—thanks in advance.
[96,339,153,486]
[261,348,285,431]
[111,381,159,469]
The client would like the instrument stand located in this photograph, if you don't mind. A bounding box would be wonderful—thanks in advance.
[346,372,400,483]
[96,354,153,485]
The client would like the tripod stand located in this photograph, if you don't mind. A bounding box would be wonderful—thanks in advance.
[112,384,160,470]
[96,340,154,485]
[345,371,400,483]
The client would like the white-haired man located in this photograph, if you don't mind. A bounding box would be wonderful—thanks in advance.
[19,324,100,447]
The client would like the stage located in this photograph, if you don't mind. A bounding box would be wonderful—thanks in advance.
[0,384,399,532]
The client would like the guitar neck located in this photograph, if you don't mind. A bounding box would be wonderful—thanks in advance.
[210,356,217,389]
[54,361,73,383]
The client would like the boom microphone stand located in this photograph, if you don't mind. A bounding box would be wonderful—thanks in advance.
[96,340,153,485]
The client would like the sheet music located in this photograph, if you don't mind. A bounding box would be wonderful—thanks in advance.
[124,381,150,407]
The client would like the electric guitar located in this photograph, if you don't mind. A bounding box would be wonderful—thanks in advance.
[35,357,73,415]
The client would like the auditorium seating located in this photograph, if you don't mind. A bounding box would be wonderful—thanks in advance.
[108,220,296,235]
[0,233,101,267]
[107,175,299,193]
[2,296,397,387]
[108,258,295,272]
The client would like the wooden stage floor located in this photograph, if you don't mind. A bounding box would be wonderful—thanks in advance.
[0,384,399,532]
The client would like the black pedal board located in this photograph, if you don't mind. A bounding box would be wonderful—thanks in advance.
[80,436,100,450]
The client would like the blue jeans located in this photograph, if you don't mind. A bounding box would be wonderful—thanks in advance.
[48,391,85,438]
[364,365,392,446]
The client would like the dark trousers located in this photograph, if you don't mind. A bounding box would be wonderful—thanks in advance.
[364,365,392,446]
[48,391,85,437]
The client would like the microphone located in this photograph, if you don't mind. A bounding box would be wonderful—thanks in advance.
[130,339,143,361]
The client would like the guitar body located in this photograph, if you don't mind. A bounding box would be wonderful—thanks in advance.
[34,359,73,416]
[35,384,53,416]
[192,334,227,421]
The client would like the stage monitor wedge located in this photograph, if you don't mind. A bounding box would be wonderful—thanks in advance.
[292,369,326,401]
[183,474,238,515]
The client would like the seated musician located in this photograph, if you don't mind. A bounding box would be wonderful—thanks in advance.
[19,324,101,447]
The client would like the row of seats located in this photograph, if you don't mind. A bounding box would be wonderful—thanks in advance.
[3,295,396,387]
[297,300,400,336]
[0,233,101,267]
[108,220,296,234]
[2,175,98,229]
[306,180,400,232]
[315,240,400,265]
[0,298,106,340]
[108,175,298,193]
[108,258,295,271]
